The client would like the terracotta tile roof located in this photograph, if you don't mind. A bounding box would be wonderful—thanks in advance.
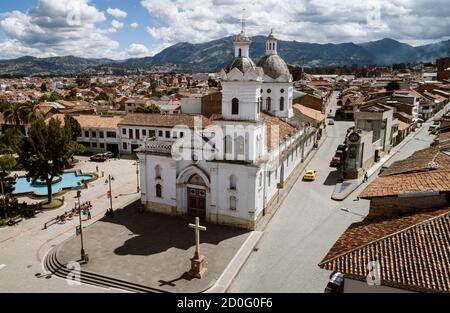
[398,120,410,131]
[118,113,212,129]
[74,115,124,129]
[261,112,296,151]
[360,170,450,198]
[319,207,450,293]
[293,104,325,123]
[379,147,450,177]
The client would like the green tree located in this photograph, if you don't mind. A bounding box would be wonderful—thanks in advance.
[0,151,17,219]
[40,83,48,92]
[0,128,24,153]
[64,115,81,140]
[19,118,74,204]
[135,104,161,114]
[3,103,27,126]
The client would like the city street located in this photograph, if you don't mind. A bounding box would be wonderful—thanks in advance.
[228,92,438,293]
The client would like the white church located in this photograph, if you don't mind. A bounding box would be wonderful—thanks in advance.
[137,28,317,230]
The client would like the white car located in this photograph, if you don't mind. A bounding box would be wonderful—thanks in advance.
[328,119,335,125]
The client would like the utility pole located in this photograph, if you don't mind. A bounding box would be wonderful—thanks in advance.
[76,188,86,262]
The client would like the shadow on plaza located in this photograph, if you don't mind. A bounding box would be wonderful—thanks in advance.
[100,200,250,257]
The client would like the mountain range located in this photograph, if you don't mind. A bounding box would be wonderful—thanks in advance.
[0,37,449,76]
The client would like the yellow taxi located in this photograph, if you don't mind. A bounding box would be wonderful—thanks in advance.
[303,169,317,181]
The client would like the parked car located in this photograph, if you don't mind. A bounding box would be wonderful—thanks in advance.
[330,156,343,167]
[90,154,107,162]
[337,144,348,153]
[327,113,334,118]
[328,119,335,125]
[303,170,317,181]
[103,151,115,159]
[428,125,438,132]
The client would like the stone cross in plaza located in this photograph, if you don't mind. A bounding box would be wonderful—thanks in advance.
[188,217,207,278]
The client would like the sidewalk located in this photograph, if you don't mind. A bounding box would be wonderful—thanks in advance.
[331,107,447,201]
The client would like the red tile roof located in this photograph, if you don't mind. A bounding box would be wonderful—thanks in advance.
[319,207,450,293]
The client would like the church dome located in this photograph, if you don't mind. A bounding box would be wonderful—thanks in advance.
[257,54,290,80]
[226,56,256,73]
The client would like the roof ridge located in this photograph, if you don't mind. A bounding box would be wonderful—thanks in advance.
[319,209,450,266]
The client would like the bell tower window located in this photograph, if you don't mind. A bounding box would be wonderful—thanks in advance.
[280,97,285,111]
[232,98,239,115]
[266,97,272,111]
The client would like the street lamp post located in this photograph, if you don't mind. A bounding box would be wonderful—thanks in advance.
[76,188,86,262]
[1,179,7,220]
[136,160,140,193]
[108,174,114,216]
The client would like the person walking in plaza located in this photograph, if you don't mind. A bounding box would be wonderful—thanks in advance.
[87,209,92,220]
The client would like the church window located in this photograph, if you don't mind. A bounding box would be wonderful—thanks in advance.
[155,165,161,179]
[266,97,272,111]
[268,171,271,186]
[156,184,162,198]
[280,88,285,93]
[237,136,245,156]
[230,196,237,210]
[232,98,239,115]
[280,97,285,111]
[230,175,237,190]
[239,48,242,57]
[267,89,272,94]
[259,173,263,187]
[225,135,233,154]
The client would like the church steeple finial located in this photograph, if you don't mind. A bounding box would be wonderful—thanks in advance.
[241,8,246,35]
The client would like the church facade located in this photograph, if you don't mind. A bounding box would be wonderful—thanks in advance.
[137,29,317,230]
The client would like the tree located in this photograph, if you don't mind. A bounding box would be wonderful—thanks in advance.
[0,128,24,154]
[0,150,17,219]
[3,103,27,126]
[386,81,400,91]
[135,104,161,114]
[19,118,74,203]
[40,83,48,92]
[64,115,81,140]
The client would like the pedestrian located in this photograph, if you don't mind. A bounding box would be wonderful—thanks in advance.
[96,165,99,172]
[87,209,91,220]
[364,172,368,182]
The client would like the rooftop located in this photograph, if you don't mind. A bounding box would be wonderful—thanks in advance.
[119,113,213,129]
[319,207,450,293]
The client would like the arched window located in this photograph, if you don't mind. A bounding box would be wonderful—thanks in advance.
[259,173,263,187]
[156,184,162,198]
[258,97,263,113]
[232,98,239,115]
[237,136,245,156]
[266,97,272,111]
[280,97,285,111]
[155,165,161,179]
[238,48,242,57]
[225,135,233,154]
[230,175,237,190]
[230,196,237,210]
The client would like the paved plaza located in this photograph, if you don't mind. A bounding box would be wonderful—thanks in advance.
[54,201,250,293]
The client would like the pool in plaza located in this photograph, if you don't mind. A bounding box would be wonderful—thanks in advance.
[13,171,94,196]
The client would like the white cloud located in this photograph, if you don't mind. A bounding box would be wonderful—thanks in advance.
[130,22,139,28]
[0,0,122,59]
[110,19,124,31]
[141,0,450,46]
[106,8,128,18]
[127,44,150,57]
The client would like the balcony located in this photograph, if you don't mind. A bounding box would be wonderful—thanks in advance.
[142,140,174,155]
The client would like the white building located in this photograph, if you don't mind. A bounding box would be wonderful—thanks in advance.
[137,29,317,229]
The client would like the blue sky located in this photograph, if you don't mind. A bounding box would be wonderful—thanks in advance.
[0,0,449,60]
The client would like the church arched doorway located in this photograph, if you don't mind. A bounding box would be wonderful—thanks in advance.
[187,174,207,219]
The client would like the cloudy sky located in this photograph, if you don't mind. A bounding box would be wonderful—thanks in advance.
[0,0,449,60]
